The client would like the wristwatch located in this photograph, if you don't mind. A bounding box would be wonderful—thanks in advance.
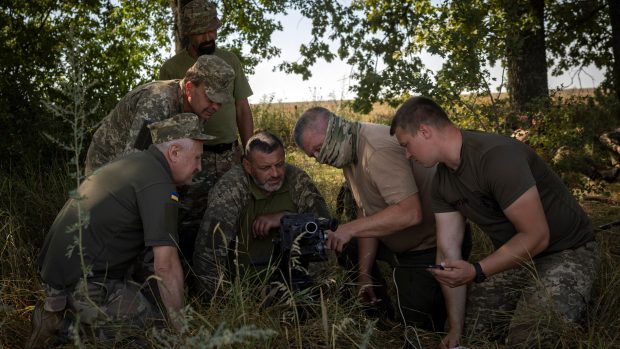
[473,262,487,283]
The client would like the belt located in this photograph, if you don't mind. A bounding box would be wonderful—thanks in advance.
[203,140,238,154]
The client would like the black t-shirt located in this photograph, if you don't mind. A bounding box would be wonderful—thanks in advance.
[39,146,180,289]
[432,130,594,254]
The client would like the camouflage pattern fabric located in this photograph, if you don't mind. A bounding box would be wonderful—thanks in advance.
[85,80,184,175]
[187,55,234,104]
[181,0,220,36]
[85,55,234,175]
[317,114,361,168]
[465,240,600,348]
[42,279,163,340]
[148,113,214,143]
[193,164,330,300]
[176,145,242,261]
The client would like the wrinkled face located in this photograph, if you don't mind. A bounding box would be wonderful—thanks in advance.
[170,140,203,185]
[243,147,286,193]
[300,130,326,160]
[188,30,217,56]
[187,81,222,120]
[394,126,436,168]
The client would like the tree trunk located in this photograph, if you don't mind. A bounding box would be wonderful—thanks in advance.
[608,0,620,104]
[169,0,182,52]
[503,0,549,121]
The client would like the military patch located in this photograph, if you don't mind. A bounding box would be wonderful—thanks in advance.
[170,191,179,202]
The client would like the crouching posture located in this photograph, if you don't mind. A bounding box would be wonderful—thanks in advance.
[27,113,210,347]
[193,131,330,301]
[391,96,599,348]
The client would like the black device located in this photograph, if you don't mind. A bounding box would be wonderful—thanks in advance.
[133,119,153,150]
[270,213,338,291]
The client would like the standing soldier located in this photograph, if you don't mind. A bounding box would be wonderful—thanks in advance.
[160,0,254,250]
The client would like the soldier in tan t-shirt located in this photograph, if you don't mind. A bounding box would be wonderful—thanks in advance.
[294,107,452,332]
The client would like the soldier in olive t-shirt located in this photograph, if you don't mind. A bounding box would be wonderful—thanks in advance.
[391,96,599,348]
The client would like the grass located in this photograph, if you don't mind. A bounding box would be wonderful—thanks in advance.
[1,97,620,348]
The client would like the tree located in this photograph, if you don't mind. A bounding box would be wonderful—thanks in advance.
[276,0,616,118]
[0,0,170,166]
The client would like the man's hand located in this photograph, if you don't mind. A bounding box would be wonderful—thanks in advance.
[325,224,355,252]
[252,212,284,239]
[440,329,461,349]
[432,260,476,288]
[357,273,379,305]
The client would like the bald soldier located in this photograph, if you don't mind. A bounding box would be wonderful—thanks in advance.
[294,107,453,331]
[84,54,234,175]
[27,114,210,348]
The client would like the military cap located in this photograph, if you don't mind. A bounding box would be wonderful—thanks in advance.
[186,55,235,104]
[181,0,220,36]
[148,113,215,144]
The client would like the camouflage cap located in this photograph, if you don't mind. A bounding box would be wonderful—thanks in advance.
[181,0,220,36]
[148,113,216,144]
[186,55,235,104]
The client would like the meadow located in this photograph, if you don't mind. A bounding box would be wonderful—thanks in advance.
[1,95,619,348]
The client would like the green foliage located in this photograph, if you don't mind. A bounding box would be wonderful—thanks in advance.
[0,0,170,167]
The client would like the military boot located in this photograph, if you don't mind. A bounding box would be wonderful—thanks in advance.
[24,304,63,349]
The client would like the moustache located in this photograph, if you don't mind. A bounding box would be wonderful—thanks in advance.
[197,40,216,55]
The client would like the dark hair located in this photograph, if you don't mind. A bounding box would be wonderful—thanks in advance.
[245,131,285,159]
[390,96,452,135]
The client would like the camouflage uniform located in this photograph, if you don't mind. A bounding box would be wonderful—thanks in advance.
[84,54,234,175]
[193,164,330,300]
[465,241,600,348]
[600,127,620,165]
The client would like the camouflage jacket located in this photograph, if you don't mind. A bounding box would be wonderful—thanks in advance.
[599,127,620,154]
[84,80,184,174]
[193,163,330,300]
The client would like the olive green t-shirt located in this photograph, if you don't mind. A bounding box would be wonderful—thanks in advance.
[431,130,594,255]
[38,146,180,289]
[159,49,253,145]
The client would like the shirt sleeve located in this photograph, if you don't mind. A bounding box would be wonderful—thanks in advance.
[137,183,179,247]
[366,148,418,205]
[289,166,331,218]
[482,145,536,210]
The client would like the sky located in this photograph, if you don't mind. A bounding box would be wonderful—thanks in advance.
[214,10,607,104]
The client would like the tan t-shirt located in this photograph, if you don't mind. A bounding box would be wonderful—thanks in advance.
[343,123,437,253]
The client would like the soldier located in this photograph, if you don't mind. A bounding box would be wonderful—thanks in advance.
[27,113,211,348]
[294,107,452,332]
[84,54,234,175]
[160,0,254,249]
[193,131,330,301]
[390,96,599,348]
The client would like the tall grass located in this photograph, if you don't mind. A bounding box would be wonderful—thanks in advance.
[1,94,619,348]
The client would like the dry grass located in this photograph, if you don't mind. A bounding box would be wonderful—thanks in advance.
[1,97,619,348]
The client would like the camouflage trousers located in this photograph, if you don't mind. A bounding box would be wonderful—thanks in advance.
[43,279,164,340]
[465,240,600,348]
[178,145,242,262]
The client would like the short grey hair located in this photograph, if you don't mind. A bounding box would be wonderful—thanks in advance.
[245,131,284,160]
[155,138,196,153]
[293,107,331,148]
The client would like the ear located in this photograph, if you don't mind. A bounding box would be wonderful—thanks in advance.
[168,144,181,162]
[242,156,252,175]
[418,124,433,139]
[184,81,193,98]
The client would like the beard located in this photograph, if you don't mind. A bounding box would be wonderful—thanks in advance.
[197,39,216,55]
[252,175,284,193]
